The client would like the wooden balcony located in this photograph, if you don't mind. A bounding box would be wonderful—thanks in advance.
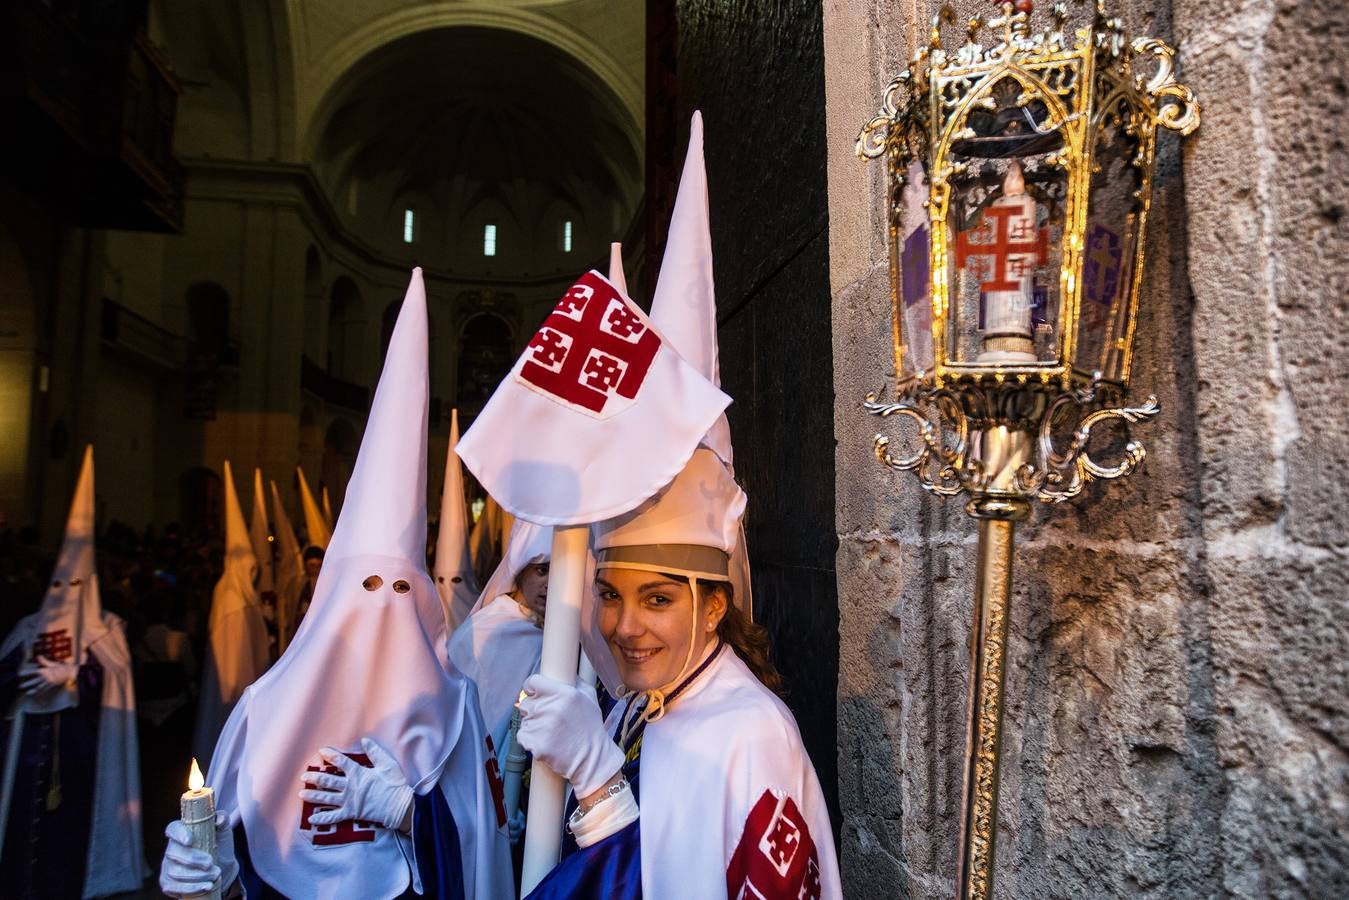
[2,1,184,232]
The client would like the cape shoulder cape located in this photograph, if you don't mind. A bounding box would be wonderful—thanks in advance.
[0,612,150,898]
[636,650,841,899]
[447,594,542,744]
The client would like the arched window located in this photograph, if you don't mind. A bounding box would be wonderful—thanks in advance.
[186,282,230,355]
[178,467,222,535]
[322,419,358,518]
[457,313,514,408]
[327,277,363,381]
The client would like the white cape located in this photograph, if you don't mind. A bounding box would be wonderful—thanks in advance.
[622,649,841,899]
[0,611,150,898]
[447,595,543,745]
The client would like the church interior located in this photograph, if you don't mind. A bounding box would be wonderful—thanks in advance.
[0,0,1343,897]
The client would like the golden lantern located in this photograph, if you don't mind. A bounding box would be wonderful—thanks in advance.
[856,1,1198,897]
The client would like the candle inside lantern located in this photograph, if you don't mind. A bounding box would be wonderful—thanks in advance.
[179,758,220,900]
[977,161,1040,364]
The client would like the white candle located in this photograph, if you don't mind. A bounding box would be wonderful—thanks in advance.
[180,758,221,900]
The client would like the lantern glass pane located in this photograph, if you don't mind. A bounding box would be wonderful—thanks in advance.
[944,77,1067,368]
[1078,90,1146,383]
[893,160,934,378]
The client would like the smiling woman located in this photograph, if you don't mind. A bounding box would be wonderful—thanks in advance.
[517,449,841,899]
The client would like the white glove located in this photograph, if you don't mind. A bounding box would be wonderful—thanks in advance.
[159,813,237,897]
[508,808,526,845]
[298,737,414,830]
[18,656,79,694]
[517,673,623,799]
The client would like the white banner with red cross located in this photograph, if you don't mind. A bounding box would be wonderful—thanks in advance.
[457,269,730,526]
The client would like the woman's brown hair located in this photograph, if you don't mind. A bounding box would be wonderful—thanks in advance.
[701,581,784,697]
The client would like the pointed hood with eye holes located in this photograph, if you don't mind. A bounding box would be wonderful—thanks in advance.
[18,443,108,714]
[208,269,475,900]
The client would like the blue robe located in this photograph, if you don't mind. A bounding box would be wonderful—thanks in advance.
[0,645,103,900]
[235,787,466,899]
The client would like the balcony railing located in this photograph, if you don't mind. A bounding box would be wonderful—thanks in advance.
[100,297,187,370]
[301,356,370,411]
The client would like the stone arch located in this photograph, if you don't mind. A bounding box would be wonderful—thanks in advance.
[298,7,641,162]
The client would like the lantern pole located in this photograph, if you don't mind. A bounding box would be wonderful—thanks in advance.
[956,495,1026,900]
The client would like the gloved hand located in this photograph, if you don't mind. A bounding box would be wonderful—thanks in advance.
[159,812,237,897]
[18,656,79,694]
[298,737,413,831]
[508,808,526,845]
[517,673,623,799]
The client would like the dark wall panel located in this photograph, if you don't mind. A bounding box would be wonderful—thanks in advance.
[661,0,839,826]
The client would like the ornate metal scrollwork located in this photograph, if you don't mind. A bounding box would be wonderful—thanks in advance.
[865,387,1158,506]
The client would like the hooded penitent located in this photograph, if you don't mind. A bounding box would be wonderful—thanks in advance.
[269,479,305,653]
[0,445,149,898]
[16,445,108,713]
[435,409,478,630]
[191,460,269,767]
[249,469,275,596]
[448,520,552,747]
[296,466,331,550]
[468,495,513,588]
[205,269,511,899]
[321,485,335,531]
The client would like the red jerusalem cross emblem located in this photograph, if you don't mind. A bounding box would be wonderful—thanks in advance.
[33,629,73,663]
[299,753,378,847]
[726,790,822,900]
[955,202,1048,293]
[516,271,660,418]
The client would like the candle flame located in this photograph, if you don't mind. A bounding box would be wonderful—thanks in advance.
[516,690,527,707]
[188,757,204,791]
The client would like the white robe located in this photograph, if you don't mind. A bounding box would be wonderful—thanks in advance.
[622,648,841,899]
[209,679,512,900]
[0,611,150,898]
[192,568,270,767]
[447,594,543,745]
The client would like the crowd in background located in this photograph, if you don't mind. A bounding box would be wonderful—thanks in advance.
[1,519,272,863]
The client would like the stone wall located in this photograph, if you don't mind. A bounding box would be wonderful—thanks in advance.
[823,0,1347,897]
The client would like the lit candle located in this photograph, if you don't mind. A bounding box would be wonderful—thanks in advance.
[180,758,221,900]
[977,160,1041,363]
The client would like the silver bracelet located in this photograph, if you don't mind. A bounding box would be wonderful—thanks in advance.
[570,777,629,824]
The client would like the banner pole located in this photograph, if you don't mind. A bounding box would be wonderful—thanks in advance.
[519,524,588,895]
